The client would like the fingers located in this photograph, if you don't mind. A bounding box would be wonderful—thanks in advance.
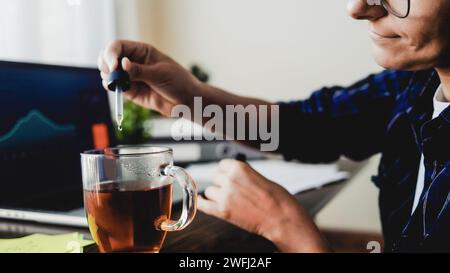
[217,159,255,184]
[210,160,249,188]
[197,196,221,216]
[103,41,123,72]
[204,185,221,201]
[98,49,111,91]
[100,40,135,73]
[97,52,109,74]
[101,40,156,71]
[99,61,141,89]
[218,159,249,173]
[99,57,152,93]
[98,40,166,97]
[121,57,132,72]
[102,79,108,91]
[100,71,111,91]
[100,71,108,81]
[122,57,163,83]
[122,57,145,81]
[100,55,160,83]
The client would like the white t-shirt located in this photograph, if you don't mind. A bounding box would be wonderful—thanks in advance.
[411,85,450,215]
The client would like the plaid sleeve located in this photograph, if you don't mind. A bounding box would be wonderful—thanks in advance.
[277,70,414,163]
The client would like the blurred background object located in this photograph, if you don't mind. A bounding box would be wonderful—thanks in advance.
[0,0,383,245]
[0,0,115,66]
[115,101,153,145]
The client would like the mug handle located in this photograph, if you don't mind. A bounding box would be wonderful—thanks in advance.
[158,165,198,231]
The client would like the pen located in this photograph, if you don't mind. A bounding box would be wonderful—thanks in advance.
[235,153,247,163]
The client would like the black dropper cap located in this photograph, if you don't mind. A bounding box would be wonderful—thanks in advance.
[107,57,130,92]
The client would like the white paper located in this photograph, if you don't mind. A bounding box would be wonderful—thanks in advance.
[185,160,349,195]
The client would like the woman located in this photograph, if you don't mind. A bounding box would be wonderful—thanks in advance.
[98,0,450,252]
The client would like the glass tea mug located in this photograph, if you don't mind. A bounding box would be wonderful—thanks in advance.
[81,146,197,253]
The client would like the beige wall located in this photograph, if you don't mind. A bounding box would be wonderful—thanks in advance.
[128,0,382,100]
[121,0,383,233]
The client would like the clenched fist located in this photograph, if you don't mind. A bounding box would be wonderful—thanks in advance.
[198,159,330,253]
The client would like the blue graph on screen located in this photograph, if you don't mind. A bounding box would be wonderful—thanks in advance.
[0,110,76,148]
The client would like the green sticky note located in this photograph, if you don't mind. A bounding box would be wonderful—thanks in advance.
[0,233,95,253]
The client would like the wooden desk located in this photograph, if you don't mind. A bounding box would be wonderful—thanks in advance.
[162,181,345,253]
[0,159,364,252]
[0,180,346,253]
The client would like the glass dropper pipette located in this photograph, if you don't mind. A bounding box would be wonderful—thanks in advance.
[115,85,124,131]
[107,58,130,131]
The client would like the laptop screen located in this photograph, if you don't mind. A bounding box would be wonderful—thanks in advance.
[0,61,116,211]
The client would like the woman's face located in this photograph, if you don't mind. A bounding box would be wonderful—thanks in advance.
[347,0,450,70]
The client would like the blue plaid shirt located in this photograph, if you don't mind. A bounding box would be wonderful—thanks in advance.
[278,69,450,252]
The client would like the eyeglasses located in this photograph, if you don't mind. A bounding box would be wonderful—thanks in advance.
[380,0,411,18]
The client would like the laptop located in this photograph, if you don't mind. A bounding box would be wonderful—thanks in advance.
[0,61,116,228]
